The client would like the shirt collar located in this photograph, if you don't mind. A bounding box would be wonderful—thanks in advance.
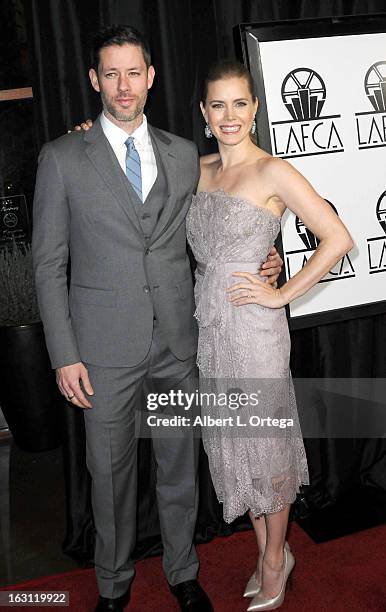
[100,112,150,149]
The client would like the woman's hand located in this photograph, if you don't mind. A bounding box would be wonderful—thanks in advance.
[227,271,286,309]
[67,119,93,133]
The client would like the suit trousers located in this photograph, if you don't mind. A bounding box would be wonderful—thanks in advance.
[83,319,200,598]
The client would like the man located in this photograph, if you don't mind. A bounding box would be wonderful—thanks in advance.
[32,25,282,612]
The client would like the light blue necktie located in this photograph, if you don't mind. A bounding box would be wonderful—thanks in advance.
[125,136,142,201]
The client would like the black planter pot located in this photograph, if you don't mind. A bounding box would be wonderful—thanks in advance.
[0,321,63,451]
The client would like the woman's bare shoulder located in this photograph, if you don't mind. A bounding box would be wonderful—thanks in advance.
[257,153,291,173]
[200,153,220,167]
[252,154,297,186]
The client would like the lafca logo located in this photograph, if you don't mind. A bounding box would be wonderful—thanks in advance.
[367,190,386,274]
[271,68,344,159]
[356,61,386,150]
[285,201,355,282]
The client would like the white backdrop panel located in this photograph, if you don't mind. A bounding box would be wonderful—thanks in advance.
[257,33,386,319]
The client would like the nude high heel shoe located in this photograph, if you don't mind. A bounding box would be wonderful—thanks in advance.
[247,547,295,611]
[243,542,290,598]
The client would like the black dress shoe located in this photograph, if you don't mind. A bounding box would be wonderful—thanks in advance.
[169,580,213,611]
[94,591,129,612]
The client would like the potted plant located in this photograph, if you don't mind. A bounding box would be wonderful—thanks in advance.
[0,242,63,451]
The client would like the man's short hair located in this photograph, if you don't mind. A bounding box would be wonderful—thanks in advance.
[91,24,151,70]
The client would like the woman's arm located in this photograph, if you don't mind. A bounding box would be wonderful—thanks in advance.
[264,157,353,304]
[228,157,353,308]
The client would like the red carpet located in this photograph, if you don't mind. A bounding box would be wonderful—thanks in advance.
[3,522,386,611]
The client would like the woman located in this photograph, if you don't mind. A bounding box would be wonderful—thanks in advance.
[185,60,353,611]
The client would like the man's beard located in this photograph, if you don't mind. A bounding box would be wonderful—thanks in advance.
[102,91,147,123]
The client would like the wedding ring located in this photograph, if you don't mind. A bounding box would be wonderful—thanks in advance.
[67,394,75,400]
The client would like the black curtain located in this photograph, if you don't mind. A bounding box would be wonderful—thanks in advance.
[24,0,386,562]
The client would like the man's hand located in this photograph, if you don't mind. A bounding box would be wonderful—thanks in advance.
[56,362,94,409]
[259,247,283,287]
[68,119,93,133]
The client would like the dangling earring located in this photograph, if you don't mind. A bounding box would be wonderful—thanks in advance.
[205,122,213,139]
[251,118,256,135]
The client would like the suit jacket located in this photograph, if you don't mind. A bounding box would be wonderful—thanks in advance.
[32,117,200,369]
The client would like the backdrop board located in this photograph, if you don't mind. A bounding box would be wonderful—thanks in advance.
[0,194,30,250]
[237,14,386,329]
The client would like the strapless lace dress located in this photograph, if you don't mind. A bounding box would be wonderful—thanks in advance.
[186,190,309,522]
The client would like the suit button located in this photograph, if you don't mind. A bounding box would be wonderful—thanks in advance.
[142,213,151,220]
[143,285,150,294]
[145,248,150,255]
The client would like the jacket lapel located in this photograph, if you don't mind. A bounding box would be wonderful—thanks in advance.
[84,117,144,242]
[148,125,178,244]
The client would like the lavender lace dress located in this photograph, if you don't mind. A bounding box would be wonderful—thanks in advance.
[186,190,309,522]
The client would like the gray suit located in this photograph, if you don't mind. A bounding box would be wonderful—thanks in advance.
[32,117,201,597]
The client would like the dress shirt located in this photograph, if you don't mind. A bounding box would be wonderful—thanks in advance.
[100,112,157,201]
